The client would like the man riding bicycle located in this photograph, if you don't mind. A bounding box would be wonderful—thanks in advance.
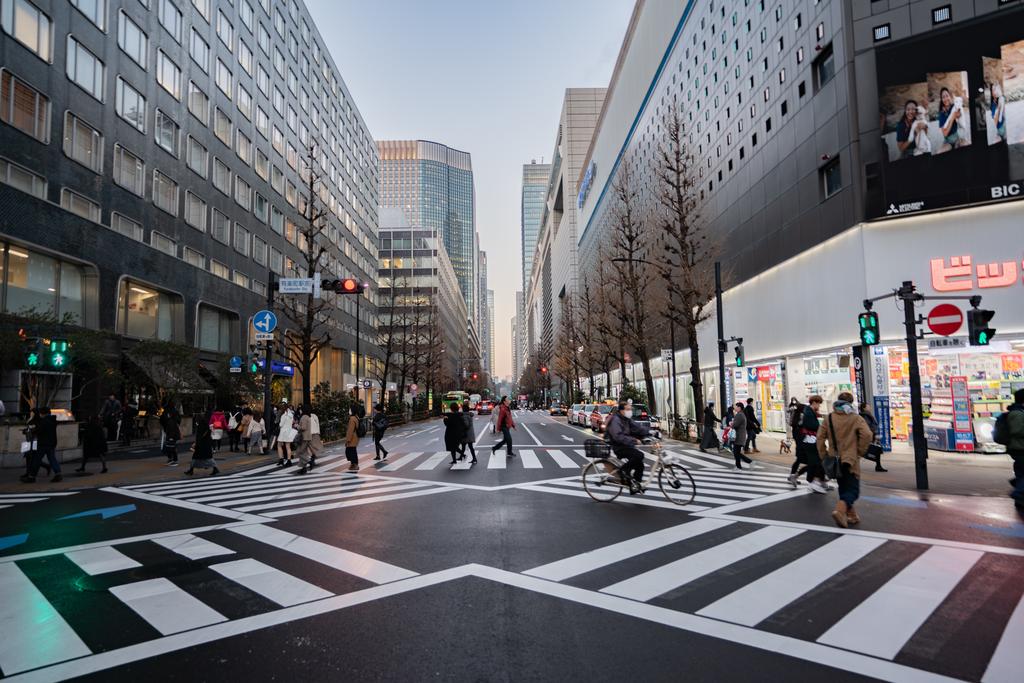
[606,402,650,493]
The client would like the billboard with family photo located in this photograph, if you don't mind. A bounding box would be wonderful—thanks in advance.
[870,8,1024,218]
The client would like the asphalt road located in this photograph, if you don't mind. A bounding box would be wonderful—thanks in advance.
[1,409,1022,682]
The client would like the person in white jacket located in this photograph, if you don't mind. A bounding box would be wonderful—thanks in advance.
[246,411,266,455]
[276,404,297,466]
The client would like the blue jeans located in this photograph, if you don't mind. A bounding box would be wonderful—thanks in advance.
[32,446,61,475]
[838,471,860,507]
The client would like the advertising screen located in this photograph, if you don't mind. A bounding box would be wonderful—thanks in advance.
[871,8,1024,218]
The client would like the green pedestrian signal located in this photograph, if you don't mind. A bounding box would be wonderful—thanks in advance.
[734,343,745,368]
[858,311,880,346]
[26,351,40,367]
[967,308,995,346]
[48,339,69,369]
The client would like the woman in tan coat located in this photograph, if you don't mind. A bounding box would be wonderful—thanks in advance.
[816,392,873,528]
[344,403,361,471]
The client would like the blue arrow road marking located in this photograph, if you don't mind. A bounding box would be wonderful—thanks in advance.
[967,523,1024,539]
[58,504,137,521]
[0,533,29,550]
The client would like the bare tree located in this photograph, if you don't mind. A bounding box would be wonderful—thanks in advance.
[276,143,334,408]
[652,103,720,419]
[372,269,411,403]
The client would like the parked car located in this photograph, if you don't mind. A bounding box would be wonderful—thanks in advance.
[568,404,583,423]
[476,400,494,415]
[577,404,596,426]
[549,403,568,416]
[590,404,616,432]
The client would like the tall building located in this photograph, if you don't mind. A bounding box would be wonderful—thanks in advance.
[520,161,550,295]
[486,288,495,379]
[0,0,380,409]
[513,289,525,381]
[377,140,477,336]
[575,0,1024,448]
[478,249,489,375]
[511,314,520,382]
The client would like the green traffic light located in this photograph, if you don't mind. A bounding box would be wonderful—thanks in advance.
[50,352,67,367]
[27,352,39,367]
[978,331,988,345]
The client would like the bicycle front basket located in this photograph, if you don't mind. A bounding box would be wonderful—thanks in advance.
[584,439,611,459]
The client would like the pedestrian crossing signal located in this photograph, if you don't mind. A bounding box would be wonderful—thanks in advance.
[734,344,745,368]
[858,311,880,346]
[967,308,995,346]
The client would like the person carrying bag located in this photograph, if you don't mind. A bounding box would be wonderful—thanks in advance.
[816,392,873,528]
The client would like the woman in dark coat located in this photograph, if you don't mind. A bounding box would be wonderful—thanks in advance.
[76,415,108,473]
[699,402,721,452]
[444,402,466,465]
[459,402,477,464]
[185,416,220,476]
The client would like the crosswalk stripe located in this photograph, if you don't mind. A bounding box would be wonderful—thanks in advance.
[816,545,983,659]
[487,449,507,469]
[0,496,47,503]
[688,479,792,495]
[601,526,805,602]
[983,589,1024,683]
[696,535,887,626]
[234,482,431,513]
[378,451,423,471]
[210,558,332,607]
[545,449,579,468]
[690,472,792,488]
[139,470,347,496]
[451,457,473,470]
[205,478,398,508]
[519,484,712,512]
[0,562,91,674]
[65,546,142,576]
[674,448,741,466]
[549,479,756,506]
[228,524,417,583]
[179,474,349,501]
[271,485,456,517]
[153,534,236,560]
[415,452,449,470]
[519,449,542,469]
[525,518,735,581]
[110,578,227,636]
[662,450,728,470]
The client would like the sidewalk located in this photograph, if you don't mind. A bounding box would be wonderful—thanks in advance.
[681,430,1015,498]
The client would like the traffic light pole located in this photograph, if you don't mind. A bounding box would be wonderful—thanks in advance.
[715,262,727,413]
[263,271,275,424]
[897,281,930,490]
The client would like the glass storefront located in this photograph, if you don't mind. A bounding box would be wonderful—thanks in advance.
[0,243,84,321]
[116,280,176,341]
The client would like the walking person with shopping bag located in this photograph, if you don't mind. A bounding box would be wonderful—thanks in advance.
[295,405,323,475]
[816,392,873,528]
[491,396,516,457]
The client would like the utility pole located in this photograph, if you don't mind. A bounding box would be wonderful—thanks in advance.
[715,261,727,412]
[263,271,276,423]
[898,281,929,490]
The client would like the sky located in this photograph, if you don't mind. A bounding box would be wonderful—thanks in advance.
[305,0,634,379]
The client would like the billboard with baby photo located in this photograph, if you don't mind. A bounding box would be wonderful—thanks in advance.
[869,7,1024,219]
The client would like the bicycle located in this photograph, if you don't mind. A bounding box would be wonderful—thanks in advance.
[581,438,697,505]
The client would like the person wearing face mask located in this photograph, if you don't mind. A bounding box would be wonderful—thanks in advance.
[605,402,650,493]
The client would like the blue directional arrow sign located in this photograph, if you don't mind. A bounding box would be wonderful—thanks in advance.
[229,355,243,368]
[253,309,277,334]
[58,504,136,521]
[0,533,28,550]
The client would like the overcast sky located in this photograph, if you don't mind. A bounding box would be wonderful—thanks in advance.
[305,0,633,379]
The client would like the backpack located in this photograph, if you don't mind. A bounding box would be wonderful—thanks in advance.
[356,418,368,438]
[993,411,1010,446]
[372,414,388,432]
[790,403,805,432]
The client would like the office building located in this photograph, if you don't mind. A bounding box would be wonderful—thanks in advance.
[0,0,380,409]
[520,160,549,295]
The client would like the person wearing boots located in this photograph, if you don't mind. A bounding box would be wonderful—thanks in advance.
[743,398,761,453]
[858,402,887,472]
[817,392,873,528]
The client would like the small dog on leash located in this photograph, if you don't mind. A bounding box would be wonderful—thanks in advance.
[779,439,792,454]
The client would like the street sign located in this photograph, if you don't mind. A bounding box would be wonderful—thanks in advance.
[362,379,372,389]
[661,348,672,363]
[253,309,278,334]
[229,367,242,373]
[229,355,243,368]
[409,383,418,392]
[278,278,314,294]
[255,332,274,341]
[927,304,963,337]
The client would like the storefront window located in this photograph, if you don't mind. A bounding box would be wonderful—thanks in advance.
[4,245,56,314]
[197,304,235,352]
[117,281,174,340]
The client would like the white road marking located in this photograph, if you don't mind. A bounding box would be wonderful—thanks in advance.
[415,452,450,470]
[378,451,423,471]
[487,448,507,469]
[210,558,333,606]
[450,457,473,470]
[545,449,579,468]
[0,497,47,503]
[228,524,417,584]
[519,484,711,512]
[110,578,226,635]
[553,478,759,506]
[520,423,542,445]
[103,487,272,523]
[179,474,351,501]
[518,449,543,469]
[661,450,729,470]
[525,518,735,581]
[0,562,91,674]
[983,588,1024,683]
[270,485,458,517]
[817,545,983,659]
[233,482,431,513]
[208,478,398,508]
[601,526,805,601]
[697,535,887,626]
[153,534,236,560]
[65,546,142,576]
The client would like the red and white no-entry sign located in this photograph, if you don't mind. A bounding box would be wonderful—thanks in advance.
[927,304,963,336]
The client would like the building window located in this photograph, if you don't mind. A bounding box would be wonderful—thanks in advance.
[191,0,210,23]
[233,223,249,256]
[234,176,251,210]
[236,130,251,165]
[873,24,890,42]
[60,188,100,221]
[214,107,232,145]
[211,208,229,243]
[253,191,268,222]
[798,81,807,98]
[187,81,209,124]
[154,109,179,156]
[182,246,205,268]
[184,191,206,231]
[158,0,182,42]
[932,6,951,24]
[115,77,145,132]
[62,112,103,173]
[117,11,147,68]
[150,231,176,256]
[70,0,106,31]
[215,58,232,98]
[186,135,207,177]
[213,158,230,194]
[822,158,841,198]
[237,85,252,120]
[156,51,182,100]
[198,304,234,352]
[252,235,267,265]
[238,40,253,76]
[113,144,144,196]
[269,246,282,274]
[0,157,46,198]
[232,271,249,288]
[256,65,270,96]
[117,280,175,340]
[271,206,283,234]
[216,9,233,49]
[210,259,229,279]
[813,44,835,91]
[815,22,825,40]
[189,27,209,72]
[2,244,84,320]
[1,70,49,142]
[1,0,54,62]
[111,212,143,241]
[797,47,804,64]
[66,36,105,102]
[152,169,178,215]
[254,148,268,180]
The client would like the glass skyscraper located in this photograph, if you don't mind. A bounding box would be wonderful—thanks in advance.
[521,162,551,293]
[378,140,476,327]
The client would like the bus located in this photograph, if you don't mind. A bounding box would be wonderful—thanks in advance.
[443,390,468,407]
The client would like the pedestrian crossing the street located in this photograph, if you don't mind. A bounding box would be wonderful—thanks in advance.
[523,518,1024,682]
[0,491,78,511]
[0,525,414,677]
[120,469,455,519]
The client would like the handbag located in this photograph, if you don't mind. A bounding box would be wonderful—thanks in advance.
[864,442,883,462]
[824,416,842,480]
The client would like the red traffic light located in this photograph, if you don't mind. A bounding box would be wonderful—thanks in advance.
[540,366,548,374]
[472,373,478,380]
[333,278,360,294]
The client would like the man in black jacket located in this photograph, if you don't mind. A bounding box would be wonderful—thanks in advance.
[22,406,61,483]
[743,398,761,453]
[606,403,650,492]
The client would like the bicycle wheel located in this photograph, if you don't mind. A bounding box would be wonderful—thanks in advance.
[658,462,697,506]
[582,459,623,502]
